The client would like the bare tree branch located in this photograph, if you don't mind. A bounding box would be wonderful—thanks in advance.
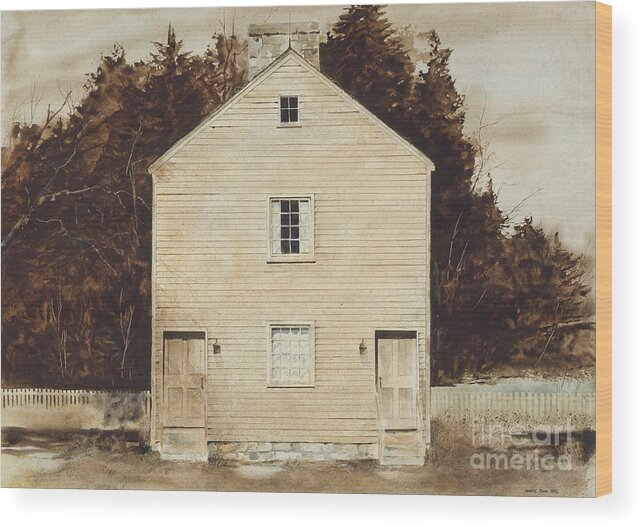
[446,211,463,281]
[126,122,144,244]
[49,275,68,378]
[471,288,488,310]
[32,217,120,278]
[470,97,506,191]
[2,140,80,251]
[505,187,544,221]
[119,288,135,378]
[29,76,44,125]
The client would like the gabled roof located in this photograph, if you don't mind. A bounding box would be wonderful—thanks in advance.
[149,48,435,173]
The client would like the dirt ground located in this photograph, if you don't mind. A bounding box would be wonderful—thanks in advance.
[0,428,595,496]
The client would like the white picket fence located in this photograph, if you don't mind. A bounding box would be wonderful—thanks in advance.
[2,388,151,432]
[2,387,596,433]
[430,387,596,429]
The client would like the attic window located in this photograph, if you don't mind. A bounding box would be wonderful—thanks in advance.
[280,96,299,124]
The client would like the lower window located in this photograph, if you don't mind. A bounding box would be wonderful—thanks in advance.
[268,323,314,387]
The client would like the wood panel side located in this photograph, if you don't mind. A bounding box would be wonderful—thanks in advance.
[595,0,612,498]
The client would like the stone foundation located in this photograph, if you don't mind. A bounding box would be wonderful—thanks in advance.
[208,441,378,463]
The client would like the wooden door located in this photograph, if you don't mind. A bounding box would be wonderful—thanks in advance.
[377,333,418,430]
[163,332,206,428]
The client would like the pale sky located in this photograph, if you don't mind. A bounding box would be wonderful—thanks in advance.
[1,2,596,256]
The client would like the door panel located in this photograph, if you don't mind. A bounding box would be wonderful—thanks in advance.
[167,339,182,374]
[377,333,418,430]
[163,332,206,428]
[187,339,204,374]
[186,389,203,418]
[380,387,394,419]
[399,388,414,419]
[167,388,183,418]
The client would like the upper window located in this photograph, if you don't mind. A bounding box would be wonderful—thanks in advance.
[280,96,299,124]
[268,324,314,387]
[268,197,314,261]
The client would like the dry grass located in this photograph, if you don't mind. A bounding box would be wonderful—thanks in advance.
[1,427,595,496]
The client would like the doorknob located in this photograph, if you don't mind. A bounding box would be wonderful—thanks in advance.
[200,376,205,389]
[378,377,382,389]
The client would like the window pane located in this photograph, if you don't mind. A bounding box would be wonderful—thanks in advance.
[300,218,308,238]
[270,214,281,235]
[279,97,298,123]
[270,326,311,385]
[270,198,311,256]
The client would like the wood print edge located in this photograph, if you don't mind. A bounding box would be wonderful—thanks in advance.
[595,0,612,498]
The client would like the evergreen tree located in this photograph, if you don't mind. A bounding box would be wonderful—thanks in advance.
[320,4,415,128]
[408,30,475,189]
[407,31,510,380]
[142,25,210,142]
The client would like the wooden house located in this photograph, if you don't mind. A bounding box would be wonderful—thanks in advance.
[148,24,434,464]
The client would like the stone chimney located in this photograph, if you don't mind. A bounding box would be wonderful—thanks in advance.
[247,22,320,79]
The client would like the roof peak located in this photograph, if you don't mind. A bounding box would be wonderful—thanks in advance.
[149,47,434,173]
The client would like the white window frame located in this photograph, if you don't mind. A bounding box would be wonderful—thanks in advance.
[266,195,315,263]
[266,322,315,388]
[277,94,301,127]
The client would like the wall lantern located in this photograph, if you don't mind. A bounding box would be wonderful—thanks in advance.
[212,338,221,355]
[359,339,367,356]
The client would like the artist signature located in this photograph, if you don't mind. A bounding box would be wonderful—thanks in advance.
[524,488,560,495]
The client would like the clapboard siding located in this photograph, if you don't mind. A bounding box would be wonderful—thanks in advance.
[151,52,430,447]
